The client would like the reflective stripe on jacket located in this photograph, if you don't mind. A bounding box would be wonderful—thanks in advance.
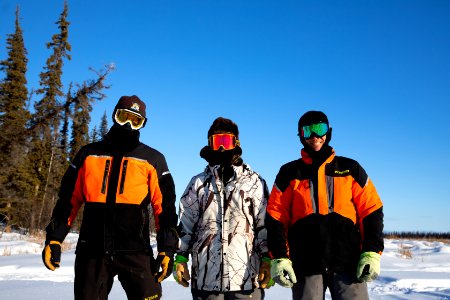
[178,164,268,292]
[266,148,384,276]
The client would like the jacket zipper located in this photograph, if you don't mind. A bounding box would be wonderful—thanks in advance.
[220,165,226,291]
[105,153,124,254]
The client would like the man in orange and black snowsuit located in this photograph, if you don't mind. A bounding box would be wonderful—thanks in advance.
[266,111,384,300]
[42,95,178,300]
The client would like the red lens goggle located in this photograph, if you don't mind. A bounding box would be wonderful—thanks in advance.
[209,134,240,151]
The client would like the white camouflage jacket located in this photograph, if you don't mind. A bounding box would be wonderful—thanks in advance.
[177,163,269,292]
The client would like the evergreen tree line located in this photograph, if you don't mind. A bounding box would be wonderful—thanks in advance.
[384,231,450,240]
[0,3,114,233]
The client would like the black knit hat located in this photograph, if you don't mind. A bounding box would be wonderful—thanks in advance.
[298,110,332,147]
[114,95,146,118]
[298,111,329,132]
[207,117,239,138]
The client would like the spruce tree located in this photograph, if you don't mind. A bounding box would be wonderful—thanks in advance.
[59,83,73,164]
[100,110,109,139]
[0,3,114,231]
[68,66,111,159]
[90,126,99,143]
[0,6,30,228]
[33,0,71,131]
[28,1,71,230]
[69,88,90,159]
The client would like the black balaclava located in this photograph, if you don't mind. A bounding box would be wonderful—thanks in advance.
[106,95,147,152]
[200,117,243,182]
[298,110,333,163]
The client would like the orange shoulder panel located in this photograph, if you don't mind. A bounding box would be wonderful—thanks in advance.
[267,184,291,227]
[353,178,383,222]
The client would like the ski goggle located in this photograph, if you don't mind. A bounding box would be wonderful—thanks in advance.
[209,133,240,151]
[300,122,329,139]
[114,109,146,130]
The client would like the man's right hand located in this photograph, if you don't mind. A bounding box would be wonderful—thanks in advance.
[258,257,274,288]
[271,258,297,288]
[42,241,62,271]
[172,254,190,287]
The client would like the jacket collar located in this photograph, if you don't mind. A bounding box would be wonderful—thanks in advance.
[207,163,246,180]
[301,147,335,166]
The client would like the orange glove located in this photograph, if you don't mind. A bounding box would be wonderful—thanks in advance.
[42,241,61,271]
[154,252,174,283]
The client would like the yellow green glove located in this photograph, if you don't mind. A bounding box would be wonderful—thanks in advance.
[356,251,381,282]
[270,258,297,288]
[154,252,174,283]
[258,257,275,289]
[42,241,61,271]
[172,254,190,287]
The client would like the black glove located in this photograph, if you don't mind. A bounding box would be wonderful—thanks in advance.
[42,241,62,271]
[154,252,174,283]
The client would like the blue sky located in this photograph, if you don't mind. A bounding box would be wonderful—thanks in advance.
[1,0,449,232]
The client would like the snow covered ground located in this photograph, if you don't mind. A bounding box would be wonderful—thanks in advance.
[0,232,449,299]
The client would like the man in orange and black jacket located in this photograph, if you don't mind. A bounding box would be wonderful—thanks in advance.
[266,111,384,300]
[42,95,178,300]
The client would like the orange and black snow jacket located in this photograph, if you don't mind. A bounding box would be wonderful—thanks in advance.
[45,137,178,255]
[266,148,384,277]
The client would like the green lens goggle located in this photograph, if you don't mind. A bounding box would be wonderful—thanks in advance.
[300,122,329,139]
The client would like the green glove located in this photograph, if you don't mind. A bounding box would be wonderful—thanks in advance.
[270,258,297,288]
[258,257,275,289]
[356,251,381,282]
[172,254,190,287]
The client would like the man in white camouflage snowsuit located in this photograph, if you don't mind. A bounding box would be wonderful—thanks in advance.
[173,117,273,300]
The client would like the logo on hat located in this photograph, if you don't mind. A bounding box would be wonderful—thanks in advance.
[131,103,140,112]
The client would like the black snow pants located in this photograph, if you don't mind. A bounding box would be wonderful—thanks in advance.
[74,253,161,300]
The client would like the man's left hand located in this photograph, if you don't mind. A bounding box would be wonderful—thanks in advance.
[356,251,381,282]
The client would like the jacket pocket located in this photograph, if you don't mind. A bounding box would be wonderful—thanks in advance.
[101,160,111,194]
[119,160,128,194]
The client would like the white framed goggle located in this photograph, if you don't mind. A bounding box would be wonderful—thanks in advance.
[114,109,146,130]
